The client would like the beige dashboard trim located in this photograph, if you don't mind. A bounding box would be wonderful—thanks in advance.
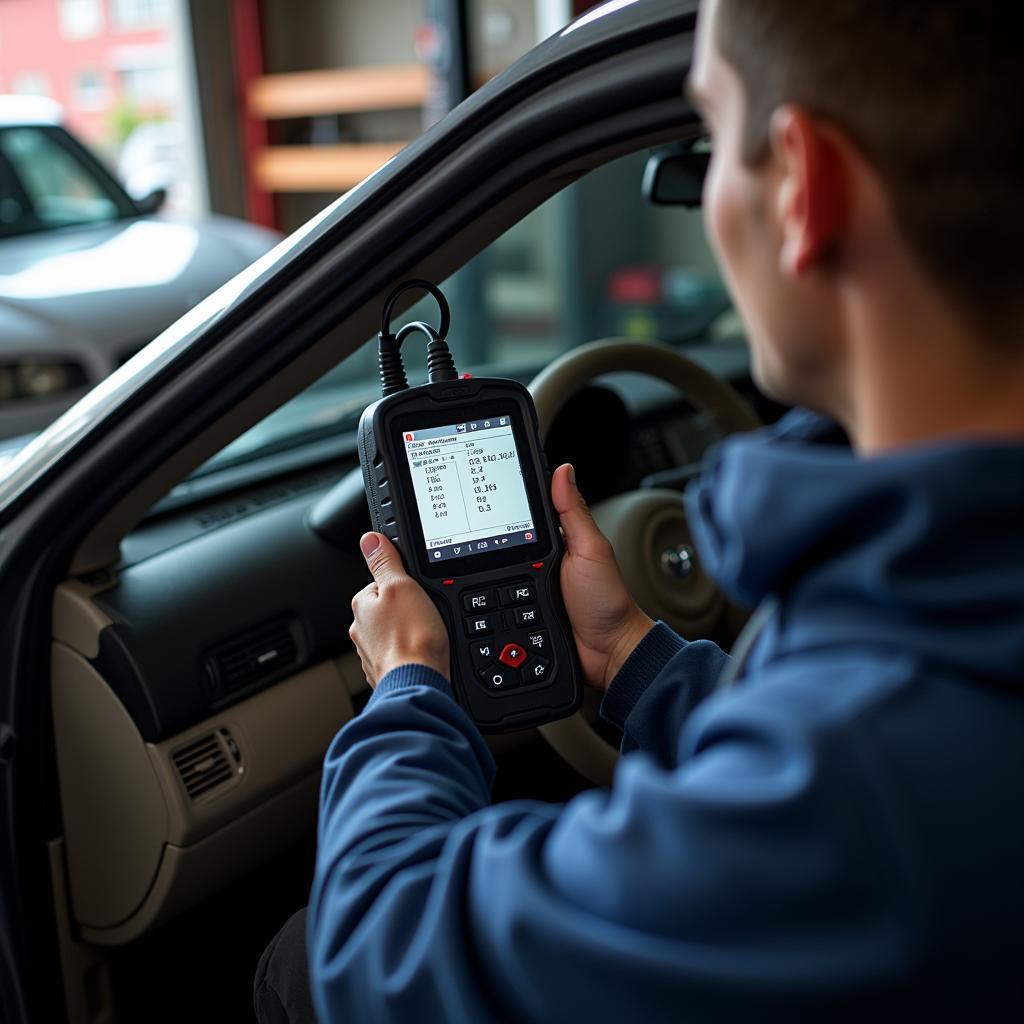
[80,773,321,946]
[147,660,353,847]
[53,637,359,940]
[47,838,114,1024]
[335,650,370,698]
[53,579,115,661]
[51,642,170,929]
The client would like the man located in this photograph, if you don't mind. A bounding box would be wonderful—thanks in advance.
[257,1,1024,1019]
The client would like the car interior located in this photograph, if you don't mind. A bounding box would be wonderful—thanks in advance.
[20,10,794,1020]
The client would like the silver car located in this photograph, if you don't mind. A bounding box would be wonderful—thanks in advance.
[0,95,280,439]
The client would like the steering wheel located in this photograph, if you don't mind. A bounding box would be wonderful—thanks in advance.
[529,339,761,785]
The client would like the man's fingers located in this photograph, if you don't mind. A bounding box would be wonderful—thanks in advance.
[359,532,405,584]
[550,464,607,558]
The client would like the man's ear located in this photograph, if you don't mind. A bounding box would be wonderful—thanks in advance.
[770,105,848,278]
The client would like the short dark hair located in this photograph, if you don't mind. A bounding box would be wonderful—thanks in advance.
[714,0,1024,339]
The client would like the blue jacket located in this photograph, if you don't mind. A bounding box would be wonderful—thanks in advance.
[308,411,1024,1022]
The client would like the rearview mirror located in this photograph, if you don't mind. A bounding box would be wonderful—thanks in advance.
[642,144,710,208]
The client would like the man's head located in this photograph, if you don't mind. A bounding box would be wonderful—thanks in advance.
[689,0,1024,418]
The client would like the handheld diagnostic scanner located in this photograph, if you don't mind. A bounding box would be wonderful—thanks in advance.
[357,281,582,732]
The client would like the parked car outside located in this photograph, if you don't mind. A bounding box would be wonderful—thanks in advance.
[0,95,280,441]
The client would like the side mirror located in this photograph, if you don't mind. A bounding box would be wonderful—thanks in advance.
[135,187,168,215]
[642,145,710,208]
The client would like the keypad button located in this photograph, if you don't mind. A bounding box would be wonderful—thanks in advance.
[469,640,497,670]
[498,642,528,669]
[464,613,497,637]
[478,665,520,692]
[500,582,535,606]
[462,590,496,613]
[513,605,542,628]
[523,657,552,684]
[525,631,549,656]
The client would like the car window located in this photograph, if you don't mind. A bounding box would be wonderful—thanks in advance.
[0,126,121,233]
[209,148,737,468]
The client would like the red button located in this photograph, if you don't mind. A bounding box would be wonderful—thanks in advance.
[498,643,527,668]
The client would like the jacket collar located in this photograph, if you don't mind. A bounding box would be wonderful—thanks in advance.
[685,410,1024,683]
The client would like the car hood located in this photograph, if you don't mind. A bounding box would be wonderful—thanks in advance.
[0,215,278,358]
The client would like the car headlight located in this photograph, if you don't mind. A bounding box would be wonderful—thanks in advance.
[0,360,88,402]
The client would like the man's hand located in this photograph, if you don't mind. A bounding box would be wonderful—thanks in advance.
[551,464,654,691]
[350,533,450,688]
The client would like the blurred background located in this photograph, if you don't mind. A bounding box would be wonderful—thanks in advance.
[0,0,639,225]
[0,0,732,445]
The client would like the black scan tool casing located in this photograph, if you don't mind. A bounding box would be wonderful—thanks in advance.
[358,375,582,732]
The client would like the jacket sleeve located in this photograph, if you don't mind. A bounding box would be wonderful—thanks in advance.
[308,657,913,1024]
[599,621,731,767]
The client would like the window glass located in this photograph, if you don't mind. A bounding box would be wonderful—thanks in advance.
[213,148,736,466]
[73,69,108,111]
[0,156,31,236]
[0,127,120,229]
[117,63,175,106]
[112,0,172,30]
[337,150,728,385]
[59,0,104,40]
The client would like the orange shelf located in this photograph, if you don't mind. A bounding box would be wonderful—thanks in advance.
[252,143,409,192]
[248,65,430,119]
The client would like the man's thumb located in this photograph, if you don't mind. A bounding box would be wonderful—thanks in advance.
[360,532,403,582]
[551,464,604,556]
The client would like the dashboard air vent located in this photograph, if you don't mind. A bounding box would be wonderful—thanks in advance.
[205,618,301,700]
[172,732,234,799]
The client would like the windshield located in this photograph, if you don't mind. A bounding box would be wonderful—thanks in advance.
[0,125,130,238]
[207,149,737,470]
